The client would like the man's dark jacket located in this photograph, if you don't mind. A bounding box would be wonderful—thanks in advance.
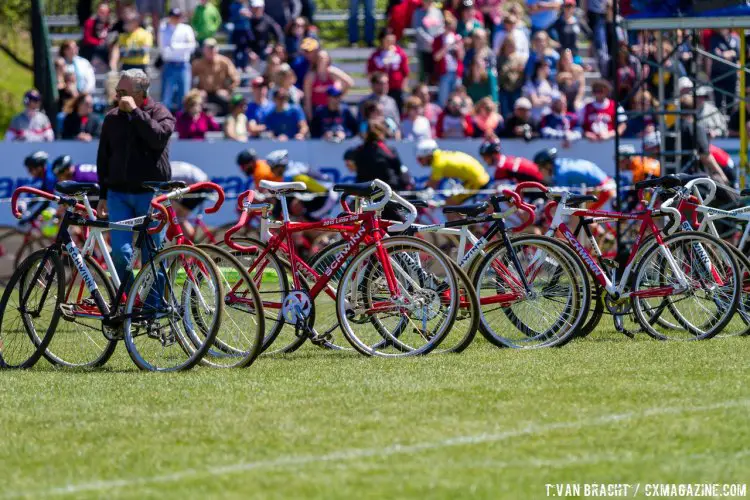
[97,100,175,199]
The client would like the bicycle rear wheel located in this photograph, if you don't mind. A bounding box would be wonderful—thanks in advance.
[123,245,224,371]
[433,260,480,353]
[0,249,65,369]
[336,236,459,357]
[193,244,265,368]
[632,231,740,340]
[42,255,117,368]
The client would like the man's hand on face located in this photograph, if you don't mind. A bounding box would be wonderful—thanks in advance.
[96,199,108,219]
[119,96,137,113]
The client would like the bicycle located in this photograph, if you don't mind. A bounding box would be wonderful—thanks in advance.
[534,177,741,340]
[0,181,225,371]
[150,182,265,368]
[224,179,462,357]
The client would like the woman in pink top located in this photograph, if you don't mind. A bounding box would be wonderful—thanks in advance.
[175,90,221,140]
[303,50,354,118]
[367,27,410,111]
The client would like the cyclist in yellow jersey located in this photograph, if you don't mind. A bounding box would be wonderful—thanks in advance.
[416,139,491,206]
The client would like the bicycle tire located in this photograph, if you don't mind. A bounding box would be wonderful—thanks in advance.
[433,260,480,353]
[0,249,65,369]
[123,245,224,371]
[631,231,740,340]
[41,255,118,368]
[193,244,265,368]
[336,236,459,357]
[472,234,585,348]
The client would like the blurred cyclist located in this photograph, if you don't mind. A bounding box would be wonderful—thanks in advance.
[19,151,57,226]
[52,155,99,183]
[416,138,491,206]
[479,140,543,185]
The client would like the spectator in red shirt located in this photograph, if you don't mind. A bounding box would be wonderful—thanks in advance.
[303,50,354,118]
[175,90,221,139]
[433,12,464,107]
[580,79,626,141]
[387,0,422,40]
[436,94,473,138]
[367,27,410,112]
[80,2,111,67]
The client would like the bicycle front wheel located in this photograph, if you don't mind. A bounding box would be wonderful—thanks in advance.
[194,244,265,368]
[472,235,585,348]
[123,245,224,371]
[0,249,65,369]
[336,236,459,357]
[631,231,740,340]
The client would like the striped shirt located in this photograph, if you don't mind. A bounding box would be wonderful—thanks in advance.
[5,111,54,142]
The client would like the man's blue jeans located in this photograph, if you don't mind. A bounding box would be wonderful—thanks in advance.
[348,0,375,45]
[108,191,164,309]
[161,61,191,112]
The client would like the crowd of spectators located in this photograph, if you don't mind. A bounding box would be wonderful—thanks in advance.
[5,0,750,146]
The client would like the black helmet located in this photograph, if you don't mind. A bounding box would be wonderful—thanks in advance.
[343,147,358,161]
[52,155,73,175]
[479,140,501,156]
[266,150,289,168]
[533,148,557,166]
[24,151,48,169]
[236,148,257,166]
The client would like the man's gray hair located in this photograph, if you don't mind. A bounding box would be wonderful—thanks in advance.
[119,68,150,96]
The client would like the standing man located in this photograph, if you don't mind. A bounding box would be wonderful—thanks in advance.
[192,37,241,116]
[96,69,175,291]
[159,8,197,113]
[110,10,153,72]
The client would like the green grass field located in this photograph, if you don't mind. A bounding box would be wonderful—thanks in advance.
[1,323,750,499]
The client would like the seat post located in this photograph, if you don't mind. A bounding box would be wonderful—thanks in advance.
[279,194,291,223]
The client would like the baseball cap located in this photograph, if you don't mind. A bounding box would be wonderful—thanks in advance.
[168,7,182,17]
[251,76,267,88]
[696,86,712,97]
[678,76,693,92]
[462,0,474,7]
[564,0,576,6]
[204,37,218,47]
[617,144,636,155]
[514,97,532,110]
[231,93,246,106]
[250,0,264,7]
[300,37,320,52]
[327,86,343,97]
[24,89,41,104]
[643,131,661,149]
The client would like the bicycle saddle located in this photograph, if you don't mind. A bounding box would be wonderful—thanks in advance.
[55,181,100,196]
[259,180,307,193]
[546,193,599,205]
[142,181,188,192]
[635,173,707,190]
[442,202,488,216]
[333,182,378,197]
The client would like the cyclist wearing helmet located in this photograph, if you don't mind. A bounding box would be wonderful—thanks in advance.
[533,147,615,210]
[416,138,490,206]
[51,155,99,183]
[20,151,57,225]
[479,140,543,184]
[236,148,282,188]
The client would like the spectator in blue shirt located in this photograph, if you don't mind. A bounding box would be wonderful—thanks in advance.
[245,76,273,137]
[527,0,562,34]
[310,86,358,140]
[261,87,309,140]
[525,31,559,81]
[540,94,581,143]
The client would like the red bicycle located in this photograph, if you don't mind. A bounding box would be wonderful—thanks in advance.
[223,179,462,357]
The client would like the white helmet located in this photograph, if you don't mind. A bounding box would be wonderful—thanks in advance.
[416,139,438,158]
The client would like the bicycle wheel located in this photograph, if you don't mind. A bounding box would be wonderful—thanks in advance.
[219,237,305,355]
[0,249,65,369]
[472,235,584,348]
[122,245,223,371]
[0,225,27,282]
[41,255,118,368]
[631,231,740,340]
[193,244,265,368]
[714,244,750,337]
[433,260,480,353]
[336,236,459,357]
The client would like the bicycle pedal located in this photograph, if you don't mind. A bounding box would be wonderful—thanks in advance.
[59,304,75,321]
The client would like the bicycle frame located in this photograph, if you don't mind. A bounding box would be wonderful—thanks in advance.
[547,195,689,299]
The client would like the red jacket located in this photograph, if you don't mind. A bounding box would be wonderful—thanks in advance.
[432,33,464,78]
[388,0,422,40]
[367,46,411,93]
[582,99,616,134]
[82,16,110,48]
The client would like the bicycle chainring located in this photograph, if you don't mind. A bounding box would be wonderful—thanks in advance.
[282,290,314,324]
